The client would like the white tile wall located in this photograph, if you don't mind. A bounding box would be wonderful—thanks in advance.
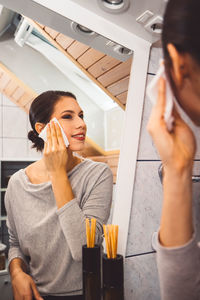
[0,92,36,160]
[2,106,28,138]
[2,138,28,158]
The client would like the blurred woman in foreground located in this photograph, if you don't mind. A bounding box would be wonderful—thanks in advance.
[147,0,200,299]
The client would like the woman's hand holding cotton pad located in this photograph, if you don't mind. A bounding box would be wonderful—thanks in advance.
[147,60,175,132]
[39,117,69,147]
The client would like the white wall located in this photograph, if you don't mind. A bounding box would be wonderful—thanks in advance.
[105,107,124,151]
[0,93,41,159]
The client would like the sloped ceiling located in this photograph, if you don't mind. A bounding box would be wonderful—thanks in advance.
[28,18,132,109]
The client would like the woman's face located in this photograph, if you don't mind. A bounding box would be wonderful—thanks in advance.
[174,77,200,126]
[51,96,87,151]
[169,53,200,126]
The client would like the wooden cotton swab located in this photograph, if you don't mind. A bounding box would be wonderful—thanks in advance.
[86,218,91,248]
[110,225,115,259]
[115,225,119,258]
[108,225,113,258]
[91,218,96,248]
[103,224,119,259]
[114,225,118,258]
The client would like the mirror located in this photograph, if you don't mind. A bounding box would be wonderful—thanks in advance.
[0,5,133,158]
[0,1,155,299]
[0,0,133,226]
[0,0,134,266]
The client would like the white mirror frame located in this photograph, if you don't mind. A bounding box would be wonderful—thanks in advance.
[40,0,152,256]
[3,0,152,256]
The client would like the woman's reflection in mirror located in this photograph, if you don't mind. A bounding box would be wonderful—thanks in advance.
[147,0,200,299]
[5,90,113,300]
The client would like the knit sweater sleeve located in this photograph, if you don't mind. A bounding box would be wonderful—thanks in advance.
[56,164,113,261]
[5,179,29,269]
[156,234,200,300]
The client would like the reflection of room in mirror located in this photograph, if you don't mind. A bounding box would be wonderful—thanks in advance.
[0,9,132,169]
[0,1,166,300]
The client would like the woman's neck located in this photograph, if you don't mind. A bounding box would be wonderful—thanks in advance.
[66,151,81,172]
[39,150,81,175]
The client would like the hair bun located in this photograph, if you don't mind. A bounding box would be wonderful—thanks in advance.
[28,130,44,151]
[28,130,38,142]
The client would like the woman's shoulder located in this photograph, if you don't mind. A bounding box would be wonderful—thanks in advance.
[8,168,25,184]
[77,158,113,183]
[7,161,40,187]
[5,169,26,199]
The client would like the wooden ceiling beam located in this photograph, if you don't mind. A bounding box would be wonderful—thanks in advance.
[25,17,126,110]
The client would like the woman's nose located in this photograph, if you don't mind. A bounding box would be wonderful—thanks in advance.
[76,116,86,129]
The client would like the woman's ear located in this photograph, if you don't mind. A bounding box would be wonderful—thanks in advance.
[167,43,186,87]
[35,122,45,134]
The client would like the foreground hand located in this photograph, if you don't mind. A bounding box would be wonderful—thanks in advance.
[12,271,43,300]
[43,121,68,175]
[147,77,196,174]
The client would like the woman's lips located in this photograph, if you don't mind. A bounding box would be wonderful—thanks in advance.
[72,134,85,141]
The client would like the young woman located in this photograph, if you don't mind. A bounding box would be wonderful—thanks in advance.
[6,90,113,300]
[147,0,200,299]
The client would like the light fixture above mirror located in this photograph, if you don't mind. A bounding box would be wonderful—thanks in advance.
[71,22,97,37]
[97,0,130,14]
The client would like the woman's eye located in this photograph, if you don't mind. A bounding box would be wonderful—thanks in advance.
[62,114,72,119]
[79,114,84,119]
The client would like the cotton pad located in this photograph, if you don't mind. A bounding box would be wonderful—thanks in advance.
[39,117,69,147]
[147,61,175,131]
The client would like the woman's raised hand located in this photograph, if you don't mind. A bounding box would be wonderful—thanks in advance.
[43,121,68,176]
[12,270,43,300]
[147,77,196,174]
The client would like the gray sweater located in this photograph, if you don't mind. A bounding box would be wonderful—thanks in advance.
[157,235,200,300]
[5,158,113,296]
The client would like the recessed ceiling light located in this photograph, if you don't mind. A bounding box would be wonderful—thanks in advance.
[114,45,133,56]
[97,0,130,14]
[105,0,123,5]
[106,41,132,58]
[76,24,94,34]
[71,22,96,36]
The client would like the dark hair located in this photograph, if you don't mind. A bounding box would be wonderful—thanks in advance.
[162,0,200,73]
[28,90,76,151]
